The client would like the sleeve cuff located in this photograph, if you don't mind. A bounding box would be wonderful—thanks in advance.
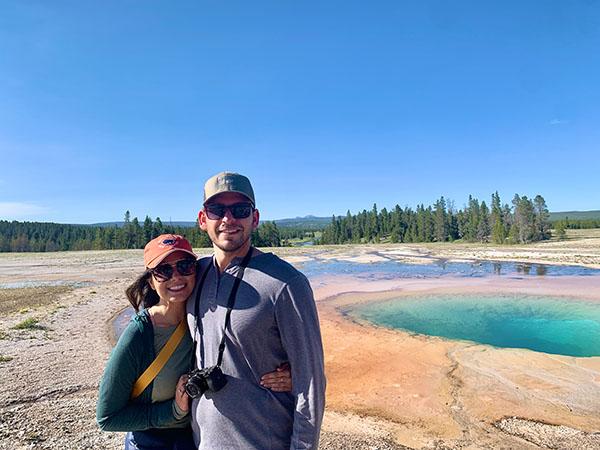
[172,400,189,420]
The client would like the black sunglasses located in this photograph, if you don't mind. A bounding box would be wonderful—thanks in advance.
[204,202,254,220]
[150,258,197,282]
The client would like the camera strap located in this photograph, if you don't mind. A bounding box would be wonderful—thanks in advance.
[192,246,254,368]
[217,247,254,367]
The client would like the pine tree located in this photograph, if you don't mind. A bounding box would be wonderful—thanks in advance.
[143,216,153,243]
[253,221,281,247]
[345,210,353,242]
[153,217,164,237]
[476,201,491,242]
[466,196,481,242]
[533,195,550,241]
[369,204,379,242]
[131,217,143,248]
[490,192,506,244]
[446,199,458,241]
[380,207,390,236]
[512,195,536,243]
[433,196,448,242]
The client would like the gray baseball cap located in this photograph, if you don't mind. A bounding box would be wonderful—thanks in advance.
[203,171,255,206]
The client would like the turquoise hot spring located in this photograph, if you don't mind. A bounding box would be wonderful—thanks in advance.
[113,256,600,357]
[349,294,600,357]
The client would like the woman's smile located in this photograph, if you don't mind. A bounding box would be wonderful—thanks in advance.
[167,283,188,293]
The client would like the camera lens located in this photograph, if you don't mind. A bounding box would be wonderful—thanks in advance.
[184,382,203,398]
[184,372,207,399]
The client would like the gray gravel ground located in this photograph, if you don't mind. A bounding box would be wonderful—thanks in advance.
[0,279,408,450]
[495,417,600,450]
[319,431,411,450]
[1,250,599,450]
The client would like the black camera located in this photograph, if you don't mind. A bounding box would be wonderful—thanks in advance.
[184,366,228,398]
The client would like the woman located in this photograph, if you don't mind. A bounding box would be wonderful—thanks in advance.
[97,234,291,449]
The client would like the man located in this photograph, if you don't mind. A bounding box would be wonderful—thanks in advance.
[186,171,326,449]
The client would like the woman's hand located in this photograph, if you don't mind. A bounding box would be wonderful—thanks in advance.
[260,362,292,392]
[175,375,190,413]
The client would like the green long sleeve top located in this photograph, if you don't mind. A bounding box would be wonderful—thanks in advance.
[96,309,192,431]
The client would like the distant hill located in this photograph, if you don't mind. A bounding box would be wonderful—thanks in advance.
[548,210,600,221]
[82,212,600,228]
[273,216,332,229]
[90,216,332,230]
[90,212,600,228]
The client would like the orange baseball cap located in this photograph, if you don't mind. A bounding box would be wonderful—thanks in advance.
[143,234,197,269]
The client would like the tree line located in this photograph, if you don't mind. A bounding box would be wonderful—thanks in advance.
[0,211,283,253]
[553,218,600,229]
[320,192,555,245]
[2,195,597,252]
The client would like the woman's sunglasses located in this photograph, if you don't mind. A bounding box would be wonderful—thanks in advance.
[204,202,254,220]
[150,258,197,282]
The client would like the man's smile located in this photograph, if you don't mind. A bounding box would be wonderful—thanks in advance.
[219,228,242,235]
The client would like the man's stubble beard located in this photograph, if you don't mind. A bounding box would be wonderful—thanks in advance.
[212,230,251,254]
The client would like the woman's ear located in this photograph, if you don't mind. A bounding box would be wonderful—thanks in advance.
[147,274,156,291]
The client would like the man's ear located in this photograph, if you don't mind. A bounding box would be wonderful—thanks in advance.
[198,210,208,231]
[252,209,260,230]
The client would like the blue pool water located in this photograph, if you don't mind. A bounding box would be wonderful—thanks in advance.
[297,258,600,280]
[350,294,600,357]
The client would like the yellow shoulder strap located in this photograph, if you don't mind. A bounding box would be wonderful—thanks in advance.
[130,319,187,399]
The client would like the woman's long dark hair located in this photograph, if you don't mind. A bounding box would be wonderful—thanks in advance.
[125,271,160,312]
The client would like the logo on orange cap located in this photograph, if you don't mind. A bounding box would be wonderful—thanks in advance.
[144,234,197,269]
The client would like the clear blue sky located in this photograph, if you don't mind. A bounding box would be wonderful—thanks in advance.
[1,1,599,224]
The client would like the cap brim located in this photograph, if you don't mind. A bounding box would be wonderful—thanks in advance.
[146,249,197,269]
[204,190,255,206]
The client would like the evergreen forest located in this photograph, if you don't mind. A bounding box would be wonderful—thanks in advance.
[0,193,598,252]
[319,193,590,245]
[0,212,283,253]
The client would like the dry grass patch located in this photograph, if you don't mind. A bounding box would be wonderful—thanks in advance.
[0,286,73,317]
[11,318,46,330]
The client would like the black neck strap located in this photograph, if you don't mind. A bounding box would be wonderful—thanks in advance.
[193,247,254,368]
